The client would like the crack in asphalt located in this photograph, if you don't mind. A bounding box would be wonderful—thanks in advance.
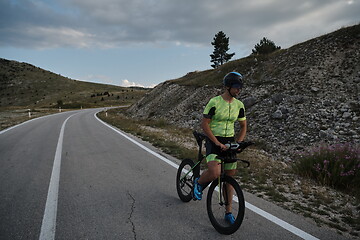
[127,192,137,240]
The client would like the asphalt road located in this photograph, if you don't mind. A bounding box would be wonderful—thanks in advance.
[0,108,349,240]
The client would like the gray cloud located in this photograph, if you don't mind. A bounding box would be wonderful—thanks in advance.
[1,0,359,50]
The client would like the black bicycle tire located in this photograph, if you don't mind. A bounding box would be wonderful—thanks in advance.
[176,159,195,202]
[206,175,245,235]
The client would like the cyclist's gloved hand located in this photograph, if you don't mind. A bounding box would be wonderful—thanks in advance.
[236,141,244,151]
[217,142,228,151]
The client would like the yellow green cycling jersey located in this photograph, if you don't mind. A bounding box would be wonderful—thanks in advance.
[203,95,246,137]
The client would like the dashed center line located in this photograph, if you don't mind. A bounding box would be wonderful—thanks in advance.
[39,114,75,240]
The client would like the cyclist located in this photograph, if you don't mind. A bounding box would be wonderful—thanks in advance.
[194,72,247,224]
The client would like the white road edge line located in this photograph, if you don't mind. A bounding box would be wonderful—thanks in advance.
[245,202,319,240]
[94,112,319,240]
[39,114,74,240]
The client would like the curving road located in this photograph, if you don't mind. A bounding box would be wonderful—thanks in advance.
[0,108,348,239]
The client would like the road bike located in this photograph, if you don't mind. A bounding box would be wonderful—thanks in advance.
[176,131,253,235]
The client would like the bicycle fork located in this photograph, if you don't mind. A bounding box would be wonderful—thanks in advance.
[217,162,230,209]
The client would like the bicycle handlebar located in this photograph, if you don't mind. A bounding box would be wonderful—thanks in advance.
[193,131,253,167]
[193,130,254,152]
[224,141,254,152]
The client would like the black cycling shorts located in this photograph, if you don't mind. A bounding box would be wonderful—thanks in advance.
[205,136,234,159]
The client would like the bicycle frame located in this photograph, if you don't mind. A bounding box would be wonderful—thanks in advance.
[179,159,202,181]
[179,131,206,182]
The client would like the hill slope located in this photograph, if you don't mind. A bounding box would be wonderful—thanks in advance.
[127,24,360,159]
[0,58,149,108]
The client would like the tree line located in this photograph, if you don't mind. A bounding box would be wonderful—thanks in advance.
[210,31,281,68]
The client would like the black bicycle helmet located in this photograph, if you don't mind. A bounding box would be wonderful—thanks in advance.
[223,72,243,88]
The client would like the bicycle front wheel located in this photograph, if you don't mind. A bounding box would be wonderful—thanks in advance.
[206,175,245,235]
[176,159,196,202]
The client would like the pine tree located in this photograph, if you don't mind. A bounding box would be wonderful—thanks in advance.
[210,31,235,68]
[252,37,281,55]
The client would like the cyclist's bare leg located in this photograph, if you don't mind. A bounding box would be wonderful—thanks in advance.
[198,161,220,185]
[225,169,236,176]
[225,169,236,213]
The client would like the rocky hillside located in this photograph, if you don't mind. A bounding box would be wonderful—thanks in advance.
[127,24,360,160]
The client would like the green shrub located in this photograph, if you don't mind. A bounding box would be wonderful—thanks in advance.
[293,143,360,198]
[252,37,281,55]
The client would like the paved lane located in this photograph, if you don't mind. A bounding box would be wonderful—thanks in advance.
[0,109,349,239]
[0,111,79,239]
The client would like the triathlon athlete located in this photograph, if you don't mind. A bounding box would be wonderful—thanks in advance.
[193,72,247,224]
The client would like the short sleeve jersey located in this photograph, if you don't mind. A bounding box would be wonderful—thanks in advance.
[203,96,246,137]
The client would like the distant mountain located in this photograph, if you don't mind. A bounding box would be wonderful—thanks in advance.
[127,24,360,159]
[0,58,149,108]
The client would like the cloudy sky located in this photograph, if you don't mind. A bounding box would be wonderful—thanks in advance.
[1,0,359,88]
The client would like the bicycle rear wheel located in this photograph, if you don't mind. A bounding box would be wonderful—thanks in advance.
[176,159,197,202]
[206,175,245,235]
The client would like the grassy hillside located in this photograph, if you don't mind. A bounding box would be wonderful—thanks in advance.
[0,58,149,109]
